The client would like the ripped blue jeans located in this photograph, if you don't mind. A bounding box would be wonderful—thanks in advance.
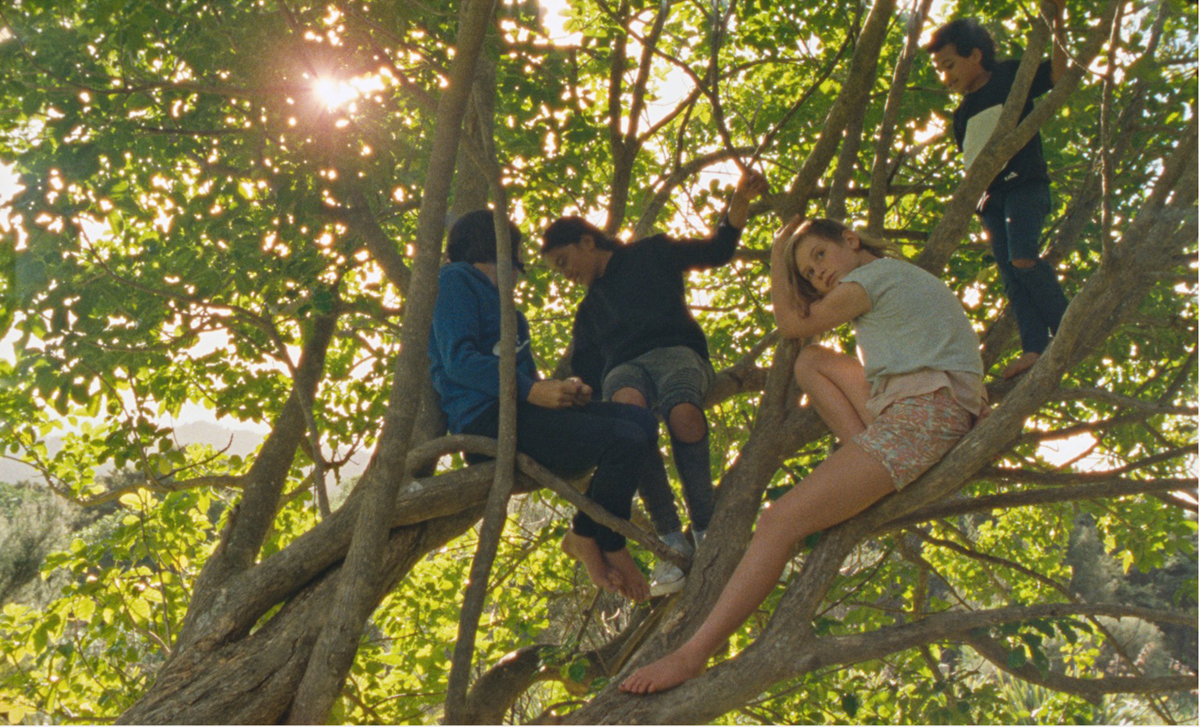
[980,182,1071,354]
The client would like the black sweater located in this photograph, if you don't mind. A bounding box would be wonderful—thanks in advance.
[952,59,1054,196]
[570,218,742,391]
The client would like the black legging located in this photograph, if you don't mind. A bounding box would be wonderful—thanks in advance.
[461,400,662,552]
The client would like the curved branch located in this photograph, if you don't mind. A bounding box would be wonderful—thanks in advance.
[883,477,1196,532]
[964,630,1196,701]
[866,0,933,237]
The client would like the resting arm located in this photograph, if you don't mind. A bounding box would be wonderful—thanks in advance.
[778,281,872,339]
[433,270,537,402]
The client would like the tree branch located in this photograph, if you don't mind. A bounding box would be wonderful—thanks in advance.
[883,477,1196,532]
[964,630,1195,701]
[287,0,498,719]
[866,0,933,237]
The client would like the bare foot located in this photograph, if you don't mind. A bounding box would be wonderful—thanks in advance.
[619,645,708,694]
[605,547,650,602]
[562,530,622,593]
[1002,351,1040,379]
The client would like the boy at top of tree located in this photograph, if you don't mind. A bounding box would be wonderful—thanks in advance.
[926,1,1072,378]
[540,171,768,596]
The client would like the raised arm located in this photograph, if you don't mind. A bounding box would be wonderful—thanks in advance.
[667,171,768,270]
[770,215,808,338]
[727,170,768,229]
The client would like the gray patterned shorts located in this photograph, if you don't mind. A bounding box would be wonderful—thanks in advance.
[602,345,715,418]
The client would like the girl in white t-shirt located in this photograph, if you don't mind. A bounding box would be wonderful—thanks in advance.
[621,217,985,695]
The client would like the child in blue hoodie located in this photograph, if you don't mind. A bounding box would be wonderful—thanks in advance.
[428,209,676,601]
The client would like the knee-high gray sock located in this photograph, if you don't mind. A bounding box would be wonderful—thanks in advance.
[671,434,714,531]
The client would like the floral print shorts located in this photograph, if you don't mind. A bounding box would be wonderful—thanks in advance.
[853,388,974,490]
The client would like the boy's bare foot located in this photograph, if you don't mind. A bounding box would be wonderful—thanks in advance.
[604,547,650,602]
[1002,351,1040,379]
[619,646,708,694]
[562,530,623,593]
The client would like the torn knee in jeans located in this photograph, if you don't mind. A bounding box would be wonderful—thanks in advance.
[667,403,707,443]
[1012,258,1037,269]
[611,387,648,408]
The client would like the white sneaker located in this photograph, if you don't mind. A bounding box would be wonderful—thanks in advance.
[649,532,692,596]
[648,559,686,596]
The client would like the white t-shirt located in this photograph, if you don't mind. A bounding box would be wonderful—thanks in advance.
[841,258,984,407]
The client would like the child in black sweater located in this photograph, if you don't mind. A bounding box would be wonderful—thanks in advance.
[540,172,767,594]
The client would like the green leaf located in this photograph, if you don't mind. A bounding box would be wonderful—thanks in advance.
[841,693,860,718]
[1007,648,1027,669]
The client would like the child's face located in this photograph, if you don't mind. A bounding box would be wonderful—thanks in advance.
[544,238,603,287]
[932,44,988,95]
[793,232,862,295]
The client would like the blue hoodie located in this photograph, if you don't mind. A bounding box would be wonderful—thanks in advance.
[428,262,539,432]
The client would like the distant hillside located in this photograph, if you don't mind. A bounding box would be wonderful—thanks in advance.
[0,422,368,486]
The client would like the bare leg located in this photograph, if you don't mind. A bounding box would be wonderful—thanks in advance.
[793,345,873,441]
[620,442,894,694]
[562,530,623,594]
[606,547,650,602]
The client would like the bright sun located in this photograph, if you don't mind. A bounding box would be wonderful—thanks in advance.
[313,76,359,110]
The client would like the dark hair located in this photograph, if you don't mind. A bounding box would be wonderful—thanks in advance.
[924,18,996,71]
[540,216,620,254]
[782,218,889,306]
[447,209,524,271]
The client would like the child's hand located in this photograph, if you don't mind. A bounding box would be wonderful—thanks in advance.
[528,380,585,409]
[772,213,803,249]
[728,170,769,228]
[565,377,593,406]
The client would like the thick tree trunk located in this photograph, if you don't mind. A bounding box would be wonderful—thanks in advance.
[119,507,482,724]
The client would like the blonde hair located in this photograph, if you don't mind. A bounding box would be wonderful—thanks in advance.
[782,218,888,307]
